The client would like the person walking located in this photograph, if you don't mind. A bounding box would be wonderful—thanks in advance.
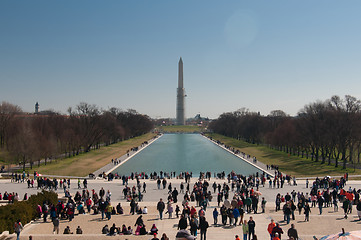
[267,219,275,240]
[42,202,49,222]
[167,202,174,219]
[245,196,252,213]
[190,218,198,237]
[175,205,180,218]
[157,198,165,220]
[130,198,136,215]
[213,208,219,225]
[14,219,23,240]
[233,207,240,226]
[317,196,324,215]
[333,194,338,212]
[172,188,179,203]
[135,215,144,227]
[275,194,281,211]
[178,214,188,230]
[142,182,146,193]
[52,217,60,234]
[248,216,256,240]
[271,223,283,240]
[261,197,267,213]
[343,197,350,219]
[106,202,113,220]
[199,216,209,240]
[242,220,249,240]
[221,205,227,225]
[287,224,299,240]
[157,178,161,189]
[283,202,292,224]
[100,200,107,219]
[304,202,311,221]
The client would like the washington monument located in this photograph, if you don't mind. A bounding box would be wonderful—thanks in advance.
[176,57,186,125]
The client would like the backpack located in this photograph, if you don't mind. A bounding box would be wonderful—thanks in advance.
[14,222,22,233]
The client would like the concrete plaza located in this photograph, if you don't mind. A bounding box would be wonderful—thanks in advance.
[1,177,361,240]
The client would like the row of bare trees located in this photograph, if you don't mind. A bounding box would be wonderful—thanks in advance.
[209,95,361,169]
[0,102,153,170]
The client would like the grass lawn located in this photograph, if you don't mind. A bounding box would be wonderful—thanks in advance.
[207,133,361,177]
[0,151,9,165]
[0,150,15,170]
[24,133,157,177]
[155,125,205,133]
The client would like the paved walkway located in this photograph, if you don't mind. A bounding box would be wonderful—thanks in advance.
[2,134,360,239]
[2,178,361,239]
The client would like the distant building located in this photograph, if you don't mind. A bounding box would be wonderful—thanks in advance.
[187,114,210,126]
[153,118,173,126]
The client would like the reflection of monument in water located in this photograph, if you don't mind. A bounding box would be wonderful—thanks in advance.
[176,57,186,125]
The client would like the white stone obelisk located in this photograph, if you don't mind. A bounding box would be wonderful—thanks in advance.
[176,57,186,125]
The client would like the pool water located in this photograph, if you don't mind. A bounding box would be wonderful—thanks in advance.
[112,133,262,177]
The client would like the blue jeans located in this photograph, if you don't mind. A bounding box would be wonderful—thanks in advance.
[200,230,206,240]
[243,234,248,240]
[286,213,290,224]
[159,210,163,219]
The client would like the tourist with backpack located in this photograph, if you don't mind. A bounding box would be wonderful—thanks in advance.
[14,219,23,240]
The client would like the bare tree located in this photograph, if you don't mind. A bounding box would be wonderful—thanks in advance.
[7,118,37,171]
[0,101,22,148]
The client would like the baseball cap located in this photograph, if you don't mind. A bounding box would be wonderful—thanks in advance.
[176,230,195,240]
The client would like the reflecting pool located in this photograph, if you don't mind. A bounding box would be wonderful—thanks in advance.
[112,133,263,176]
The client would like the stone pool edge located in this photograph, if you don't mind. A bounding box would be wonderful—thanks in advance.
[202,134,275,177]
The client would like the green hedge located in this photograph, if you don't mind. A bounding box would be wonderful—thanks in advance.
[0,190,58,234]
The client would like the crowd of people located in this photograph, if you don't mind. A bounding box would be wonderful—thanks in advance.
[99,217,170,239]
[266,219,299,240]
[6,166,361,240]
[150,174,271,240]
[36,170,271,239]
[273,174,361,226]
[0,191,24,203]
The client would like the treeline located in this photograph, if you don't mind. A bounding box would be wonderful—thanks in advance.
[209,95,361,169]
[0,102,153,170]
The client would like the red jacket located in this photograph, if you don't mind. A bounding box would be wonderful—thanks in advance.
[267,222,275,234]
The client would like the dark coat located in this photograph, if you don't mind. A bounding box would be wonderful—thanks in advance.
[178,217,188,230]
[157,201,165,212]
[199,219,209,231]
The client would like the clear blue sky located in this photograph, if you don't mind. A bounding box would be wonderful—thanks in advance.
[1,1,361,119]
